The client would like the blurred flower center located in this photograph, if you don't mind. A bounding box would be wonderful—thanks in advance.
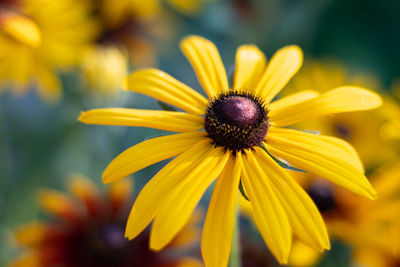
[98,224,129,249]
[306,180,336,213]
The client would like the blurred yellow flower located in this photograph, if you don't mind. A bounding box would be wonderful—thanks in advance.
[100,0,211,28]
[328,163,400,267]
[80,35,381,265]
[286,60,395,168]
[10,174,202,267]
[81,46,128,95]
[0,0,98,102]
[239,195,322,267]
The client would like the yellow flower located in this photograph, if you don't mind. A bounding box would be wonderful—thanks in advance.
[81,46,128,95]
[285,60,394,168]
[79,35,381,265]
[326,163,400,267]
[10,174,202,267]
[239,194,322,267]
[0,0,98,102]
[100,0,211,28]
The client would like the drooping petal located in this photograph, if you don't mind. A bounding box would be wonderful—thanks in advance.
[38,190,81,222]
[266,127,364,172]
[233,45,267,90]
[103,131,206,183]
[241,151,292,264]
[269,90,319,111]
[150,146,229,250]
[201,153,242,267]
[269,86,382,126]
[125,138,213,240]
[252,147,330,251]
[122,69,208,114]
[254,45,303,103]
[67,174,103,216]
[266,141,377,199]
[14,222,48,246]
[108,177,133,213]
[79,108,204,132]
[67,174,101,203]
[8,251,41,267]
[180,35,229,99]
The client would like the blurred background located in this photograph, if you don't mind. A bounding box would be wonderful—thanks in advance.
[1,0,400,266]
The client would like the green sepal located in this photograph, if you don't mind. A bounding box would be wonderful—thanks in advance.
[239,179,249,201]
[259,144,306,172]
[157,101,176,111]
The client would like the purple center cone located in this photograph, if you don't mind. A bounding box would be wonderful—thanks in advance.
[221,96,260,125]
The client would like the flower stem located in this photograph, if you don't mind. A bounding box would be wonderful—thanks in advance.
[230,206,242,267]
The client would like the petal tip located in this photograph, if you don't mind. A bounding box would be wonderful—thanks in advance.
[102,173,113,184]
[78,111,91,123]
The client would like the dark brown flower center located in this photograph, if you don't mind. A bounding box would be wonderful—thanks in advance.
[205,91,269,152]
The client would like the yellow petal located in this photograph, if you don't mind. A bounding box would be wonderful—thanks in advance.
[38,190,80,221]
[125,138,213,240]
[253,147,330,251]
[266,142,377,199]
[241,151,292,264]
[108,177,133,209]
[201,154,241,267]
[8,251,41,267]
[270,86,383,126]
[0,11,41,47]
[79,108,204,132]
[266,127,364,172]
[150,147,229,250]
[269,90,319,111]
[180,35,229,99]
[233,45,267,90]
[122,68,208,114]
[103,131,206,183]
[289,240,322,267]
[67,174,101,203]
[254,45,303,103]
[14,222,48,246]
[36,63,62,103]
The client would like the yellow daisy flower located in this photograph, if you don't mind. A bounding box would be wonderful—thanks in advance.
[285,60,394,168]
[79,35,381,265]
[0,0,97,102]
[328,163,400,267]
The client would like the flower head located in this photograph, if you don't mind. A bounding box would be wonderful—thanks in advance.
[10,174,201,267]
[285,60,395,167]
[79,35,382,266]
[0,0,98,102]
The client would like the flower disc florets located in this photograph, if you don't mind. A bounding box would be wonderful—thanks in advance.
[205,91,269,152]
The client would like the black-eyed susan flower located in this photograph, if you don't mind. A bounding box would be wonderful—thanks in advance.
[0,0,98,102]
[79,35,382,266]
[325,163,400,267]
[10,174,202,267]
[285,59,395,167]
